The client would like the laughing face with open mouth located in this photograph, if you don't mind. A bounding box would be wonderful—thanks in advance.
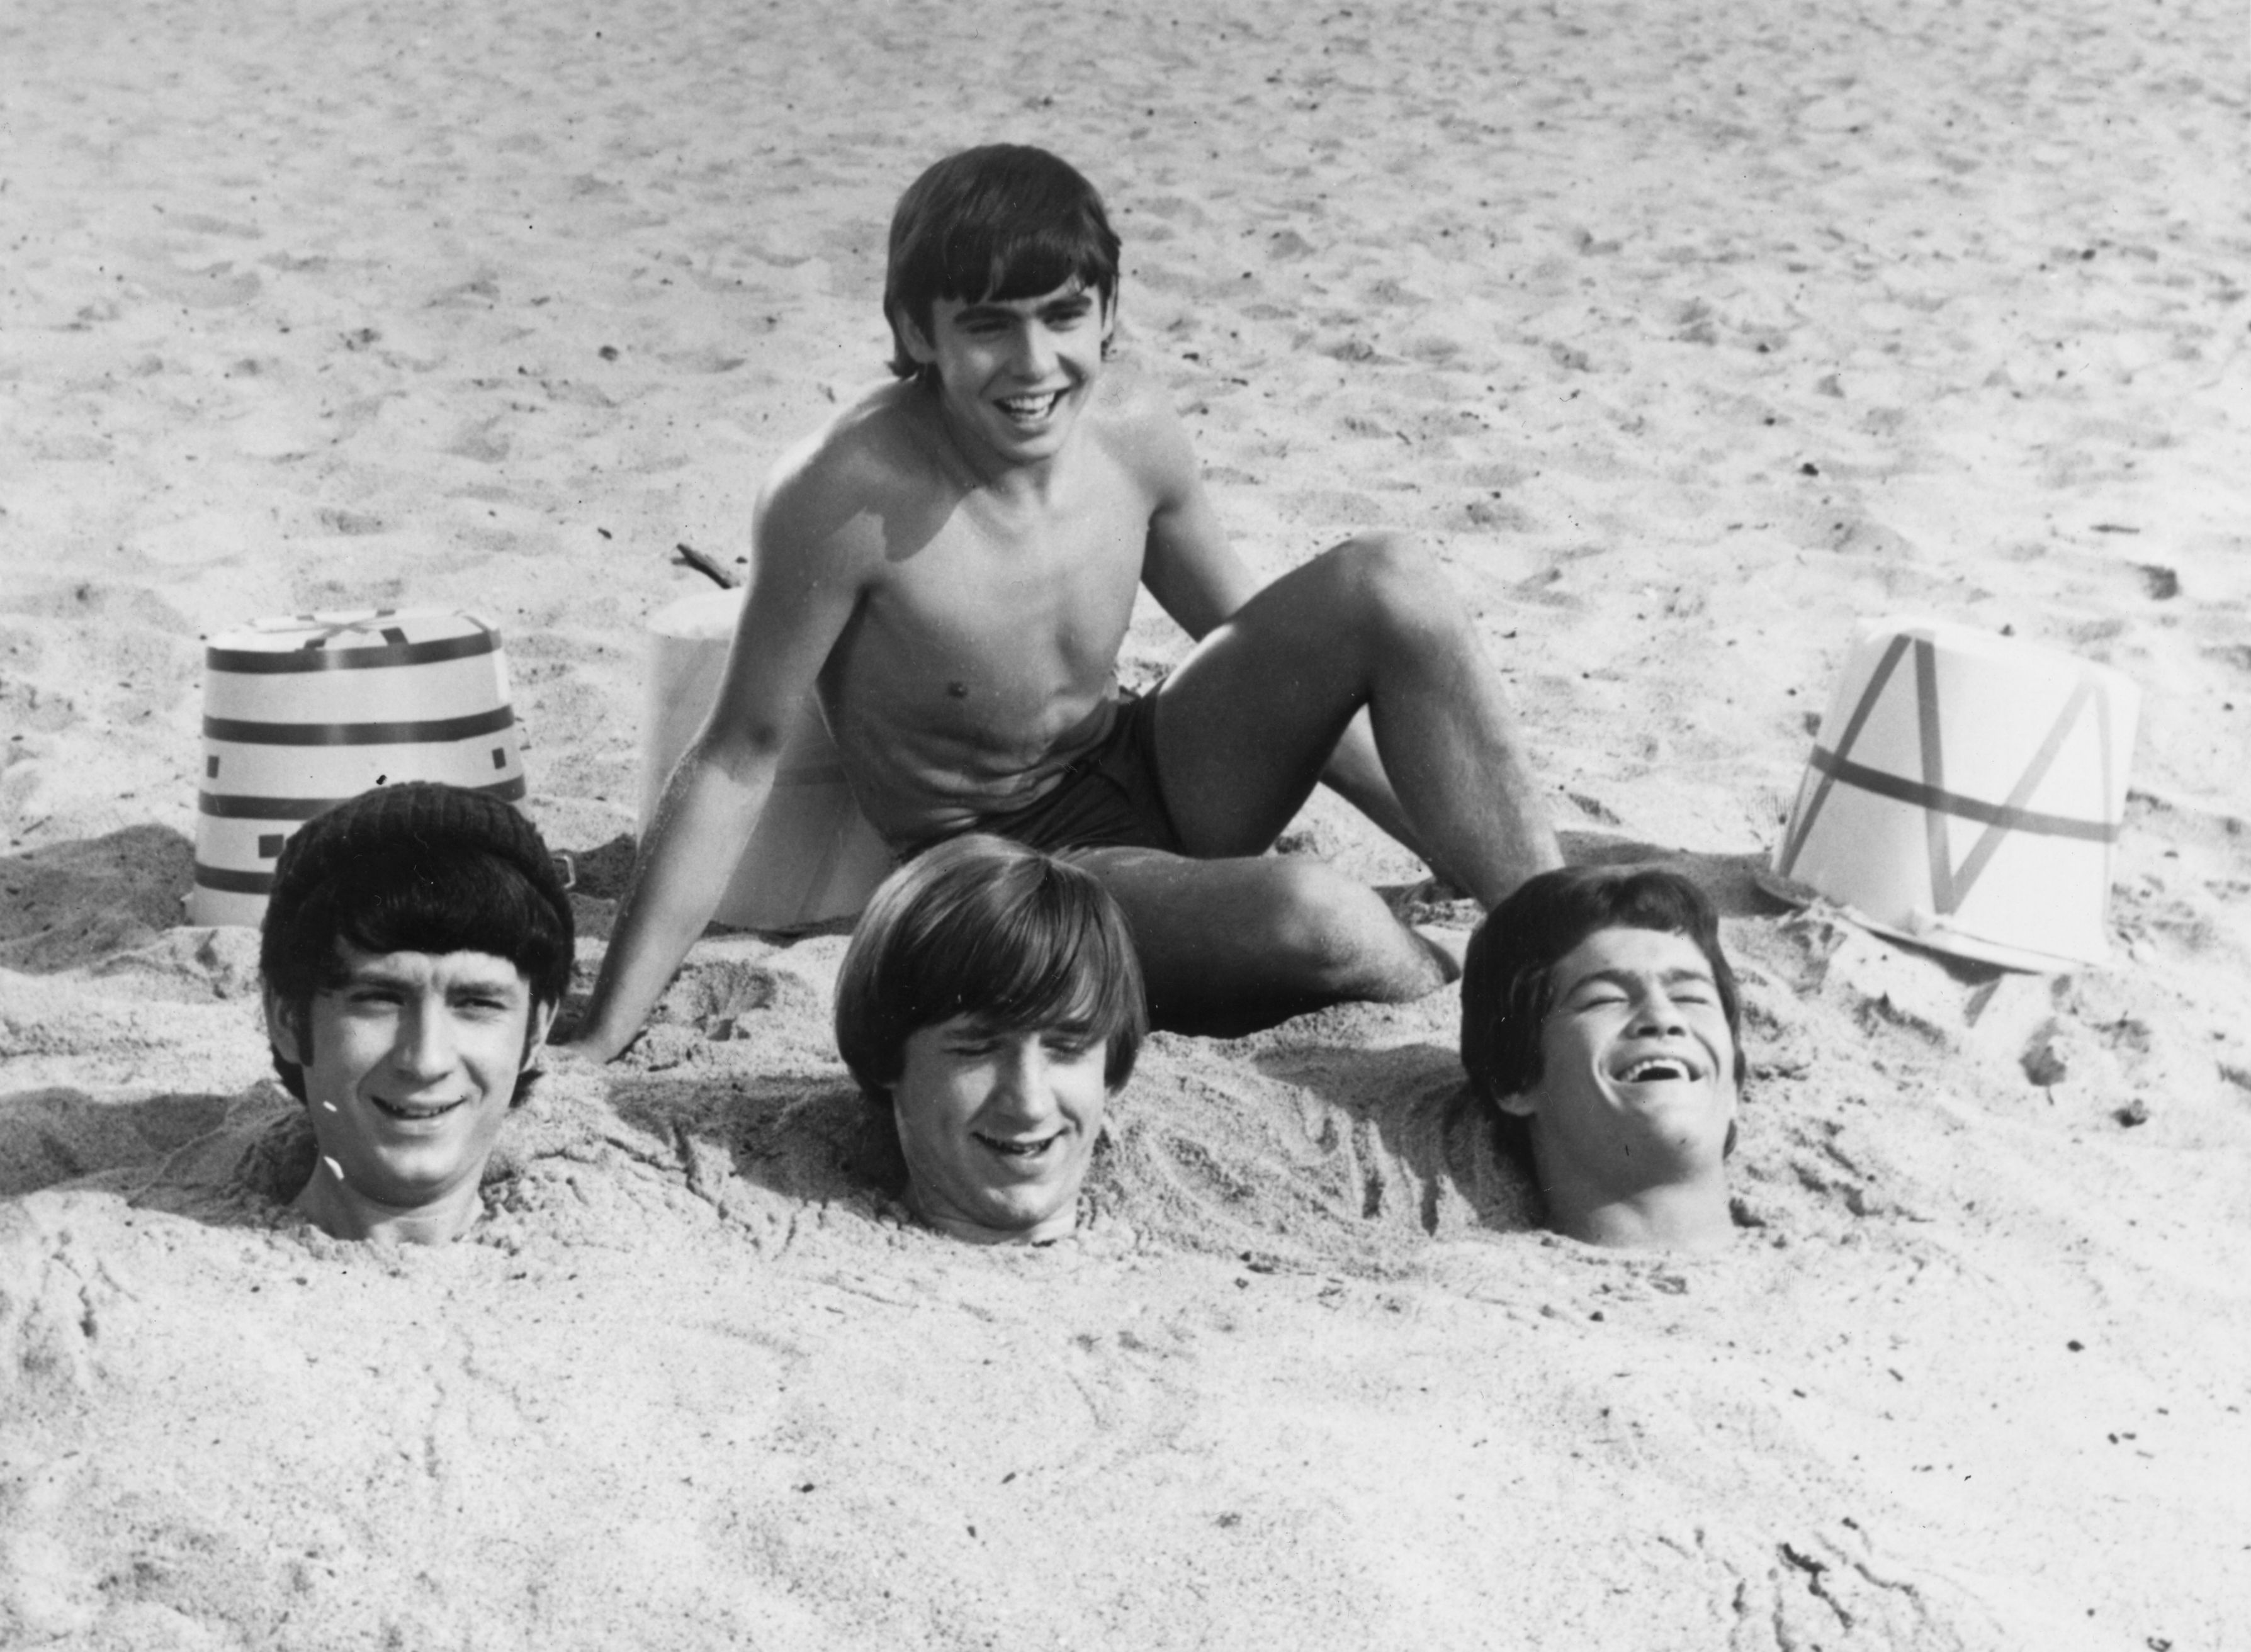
[900,278,1113,473]
[268,944,553,1245]
[1498,924,1739,1249]
[890,1015,1112,1244]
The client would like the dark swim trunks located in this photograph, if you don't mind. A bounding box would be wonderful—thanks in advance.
[968,691,1186,857]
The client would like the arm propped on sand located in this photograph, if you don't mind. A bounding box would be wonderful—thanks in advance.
[568,725,783,1062]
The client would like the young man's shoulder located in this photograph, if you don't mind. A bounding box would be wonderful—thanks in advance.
[754,381,941,565]
[765,381,930,500]
[1082,351,1178,432]
[1081,352,1200,489]
[766,359,1193,515]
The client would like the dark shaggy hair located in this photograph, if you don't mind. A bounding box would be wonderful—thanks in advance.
[261,846,572,1104]
[883,144,1122,382]
[1459,866,1746,1116]
[834,834,1146,1105]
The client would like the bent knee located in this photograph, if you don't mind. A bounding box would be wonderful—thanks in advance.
[1317,532,1465,643]
[1321,530,1428,586]
[1257,858,1440,1001]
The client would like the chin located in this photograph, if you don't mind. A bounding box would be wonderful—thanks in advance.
[984,1194,1062,1229]
[982,1194,1073,1239]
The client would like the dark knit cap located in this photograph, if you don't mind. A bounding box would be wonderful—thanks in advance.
[265,782,571,940]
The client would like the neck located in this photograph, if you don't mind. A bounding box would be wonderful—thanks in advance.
[917,378,1071,502]
[1532,1143,1733,1254]
[906,1183,1076,1247]
[293,1159,483,1246]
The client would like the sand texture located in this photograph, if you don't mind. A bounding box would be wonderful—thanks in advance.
[5,0,2250,1646]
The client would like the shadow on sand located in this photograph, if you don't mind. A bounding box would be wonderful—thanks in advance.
[1557,831,1801,921]
[1,824,198,974]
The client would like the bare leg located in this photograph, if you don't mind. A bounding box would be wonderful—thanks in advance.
[1074,532,1555,1033]
[1071,847,1455,1037]
[1154,532,1560,904]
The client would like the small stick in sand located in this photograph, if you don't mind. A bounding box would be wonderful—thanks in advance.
[673,541,738,590]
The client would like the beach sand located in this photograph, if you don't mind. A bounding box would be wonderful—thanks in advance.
[4,0,2249,1645]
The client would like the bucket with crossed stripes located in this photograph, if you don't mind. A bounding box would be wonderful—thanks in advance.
[1774,617,2140,971]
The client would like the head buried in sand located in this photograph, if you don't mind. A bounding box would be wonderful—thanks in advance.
[835,834,1147,1245]
[1460,866,1744,1254]
[259,782,573,1245]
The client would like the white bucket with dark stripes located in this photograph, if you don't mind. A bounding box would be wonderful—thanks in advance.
[1773,617,2139,970]
[188,610,527,926]
[641,590,893,931]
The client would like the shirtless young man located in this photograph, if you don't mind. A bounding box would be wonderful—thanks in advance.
[572,143,1559,1057]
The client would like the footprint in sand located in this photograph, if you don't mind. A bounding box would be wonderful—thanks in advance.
[444,421,511,463]
[142,264,263,310]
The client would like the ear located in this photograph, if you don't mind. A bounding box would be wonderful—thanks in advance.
[1493,1087,1539,1120]
[895,306,938,366]
[514,998,560,1087]
[264,987,304,1065]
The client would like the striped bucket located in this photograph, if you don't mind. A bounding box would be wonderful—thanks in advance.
[1773,617,2139,970]
[187,610,526,926]
[641,590,893,931]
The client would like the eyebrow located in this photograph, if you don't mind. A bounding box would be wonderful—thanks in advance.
[956,291,1095,323]
[334,961,520,995]
[335,961,415,991]
[1563,965,1716,994]
[948,1009,1102,1040]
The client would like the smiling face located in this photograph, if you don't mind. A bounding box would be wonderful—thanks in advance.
[267,945,553,1244]
[1501,926,1738,1193]
[901,279,1112,467]
[890,1016,1111,1244]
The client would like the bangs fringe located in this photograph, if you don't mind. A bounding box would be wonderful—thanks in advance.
[905,872,1140,1049]
[314,849,572,1006]
[940,220,1101,308]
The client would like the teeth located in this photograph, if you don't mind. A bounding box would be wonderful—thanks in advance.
[376,1098,462,1120]
[1620,1059,1690,1082]
[980,1134,1058,1157]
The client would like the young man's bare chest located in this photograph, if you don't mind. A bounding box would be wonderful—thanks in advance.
[814,424,1158,814]
[841,437,1147,686]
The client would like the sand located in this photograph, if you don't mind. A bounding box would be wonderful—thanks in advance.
[4,0,2249,1645]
